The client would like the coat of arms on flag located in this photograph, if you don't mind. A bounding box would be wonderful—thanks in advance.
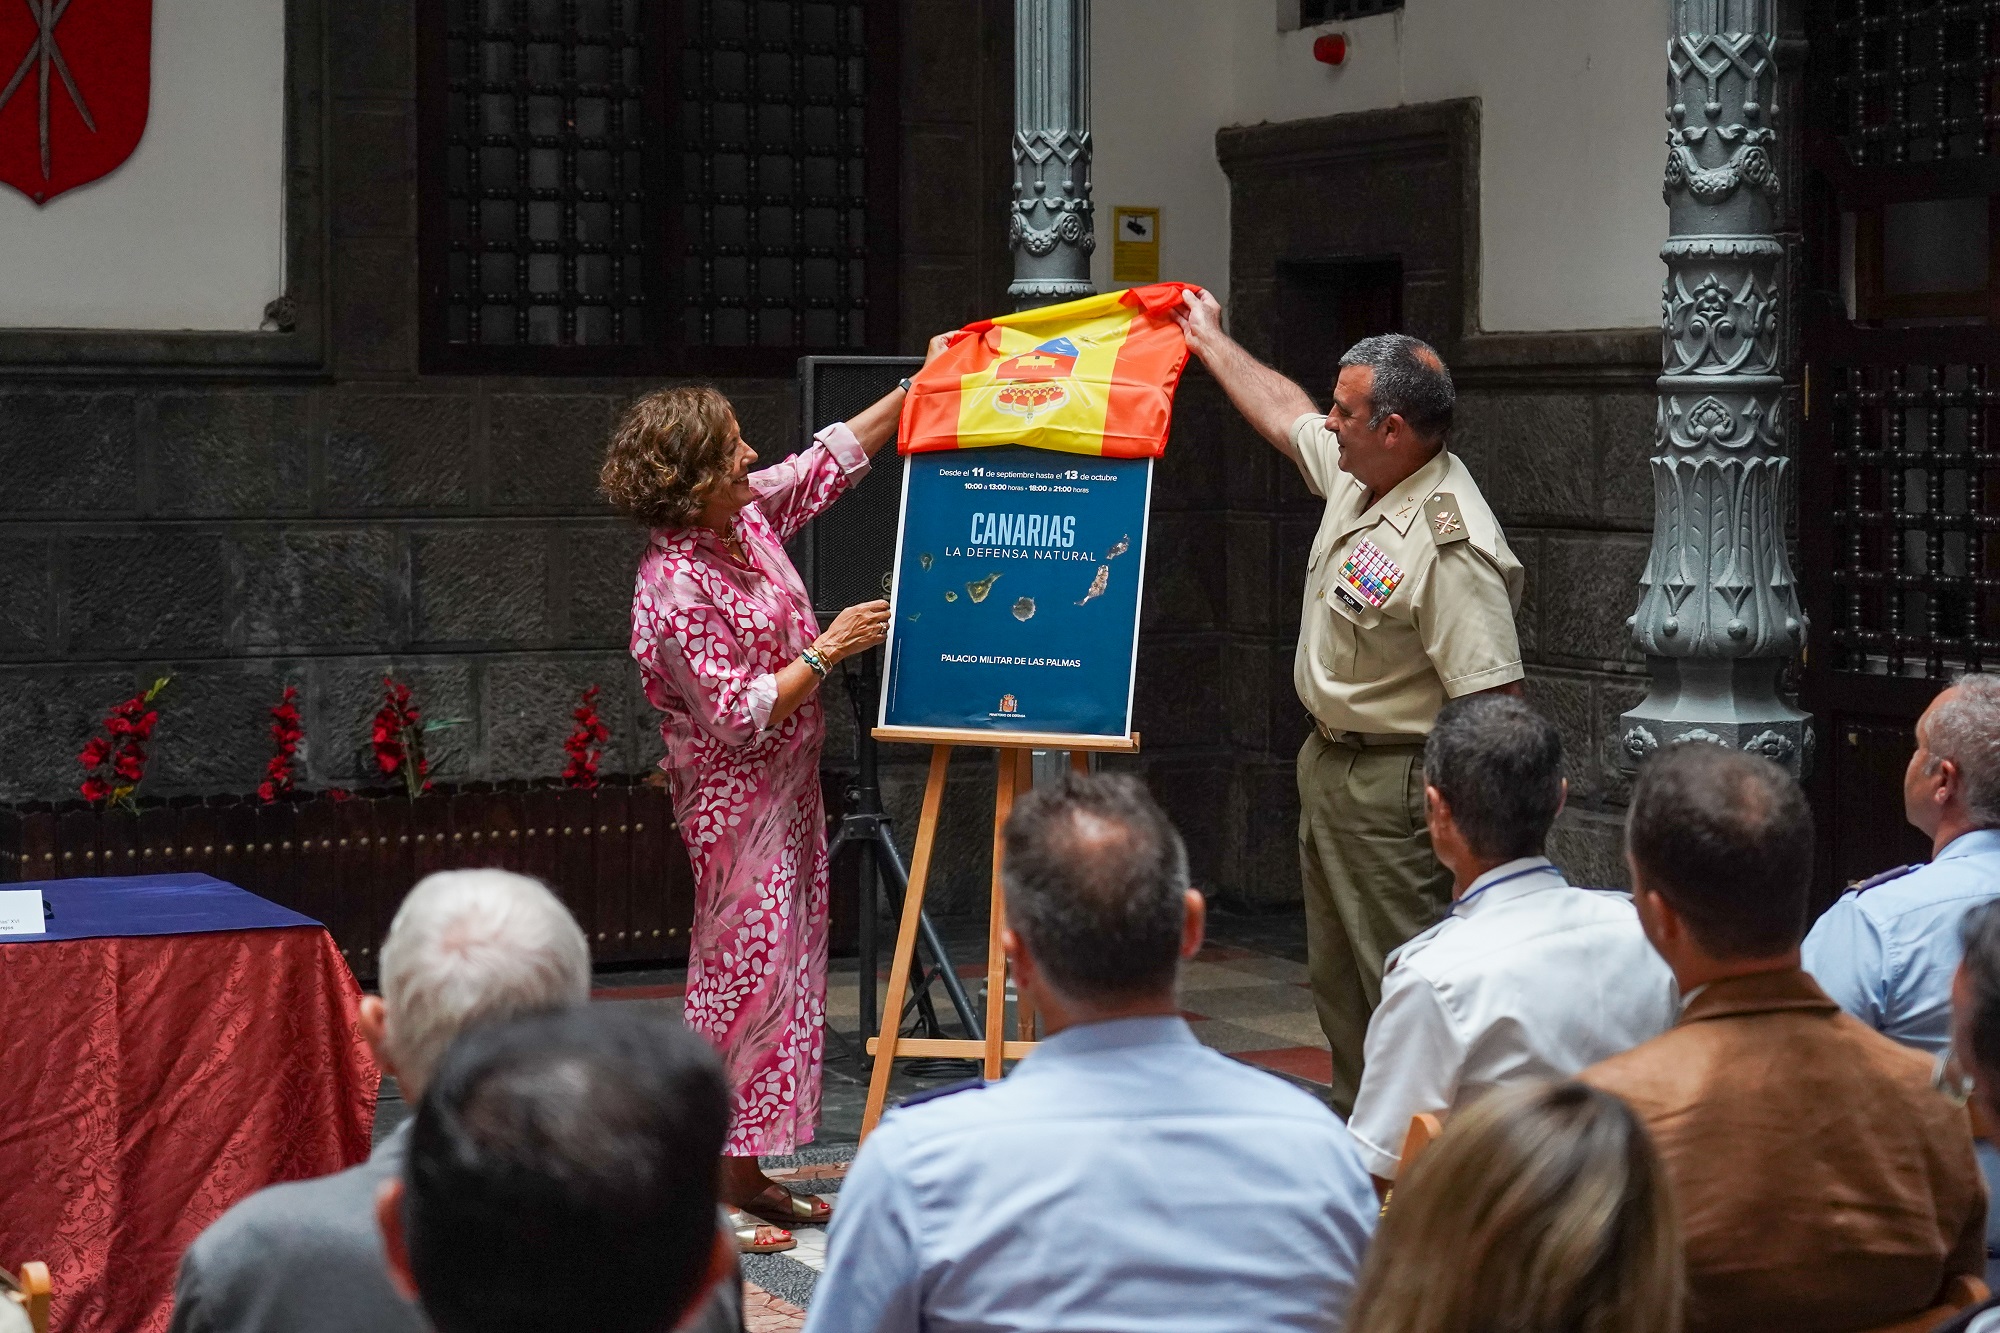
[0,0,153,206]
[993,336,1079,419]
[899,282,1197,459]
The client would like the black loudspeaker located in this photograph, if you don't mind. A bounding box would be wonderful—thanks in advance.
[792,355,925,619]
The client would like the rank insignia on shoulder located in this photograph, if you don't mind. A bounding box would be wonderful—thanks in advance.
[1425,493,1469,546]
[1850,863,1922,893]
[896,1077,987,1108]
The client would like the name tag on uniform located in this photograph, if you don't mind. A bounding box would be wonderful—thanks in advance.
[1337,539,1404,610]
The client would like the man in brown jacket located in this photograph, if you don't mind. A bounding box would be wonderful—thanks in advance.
[1583,744,1987,1333]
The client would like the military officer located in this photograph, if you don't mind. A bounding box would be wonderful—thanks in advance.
[1805,673,2000,1055]
[1176,289,1524,1116]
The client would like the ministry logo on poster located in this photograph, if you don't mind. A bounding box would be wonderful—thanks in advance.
[0,0,153,205]
[996,694,1019,715]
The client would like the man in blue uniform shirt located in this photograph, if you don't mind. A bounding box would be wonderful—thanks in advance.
[1804,673,2000,1283]
[1805,673,2000,1053]
[805,773,1378,1333]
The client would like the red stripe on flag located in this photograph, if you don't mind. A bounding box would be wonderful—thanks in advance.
[1101,291,1192,459]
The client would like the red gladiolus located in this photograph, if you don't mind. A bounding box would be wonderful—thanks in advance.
[372,675,433,799]
[562,685,611,789]
[258,685,304,803]
[78,676,171,812]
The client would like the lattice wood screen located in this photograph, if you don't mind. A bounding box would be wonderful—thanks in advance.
[678,0,876,349]
[1830,0,2000,165]
[441,0,652,348]
[1824,363,2000,677]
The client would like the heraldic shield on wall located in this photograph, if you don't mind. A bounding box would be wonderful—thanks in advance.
[0,0,152,205]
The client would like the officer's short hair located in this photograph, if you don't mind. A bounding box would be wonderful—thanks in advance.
[1339,333,1455,442]
[1423,695,1564,862]
[1626,744,1812,960]
[405,1005,728,1333]
[1002,771,1190,1002]
[1959,901,2000,1085]
[1924,673,2000,827]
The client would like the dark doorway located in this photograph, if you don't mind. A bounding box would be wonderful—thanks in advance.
[1796,2,1999,895]
[1274,256,1403,401]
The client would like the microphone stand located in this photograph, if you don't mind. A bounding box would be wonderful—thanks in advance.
[826,647,981,1062]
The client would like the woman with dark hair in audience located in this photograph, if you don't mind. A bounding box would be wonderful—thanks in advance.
[1345,1080,1683,1333]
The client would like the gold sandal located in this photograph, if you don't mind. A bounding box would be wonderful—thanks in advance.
[728,1209,796,1254]
[739,1182,833,1226]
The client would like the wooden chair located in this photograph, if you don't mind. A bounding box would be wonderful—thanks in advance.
[1398,1112,1444,1178]
[1855,1274,1989,1333]
[1,1262,50,1333]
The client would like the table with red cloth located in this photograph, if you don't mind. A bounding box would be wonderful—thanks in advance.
[0,874,378,1333]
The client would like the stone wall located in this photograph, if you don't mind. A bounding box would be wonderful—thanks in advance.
[0,0,1018,809]
[1453,334,1656,890]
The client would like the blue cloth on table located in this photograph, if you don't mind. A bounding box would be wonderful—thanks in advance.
[2,873,320,943]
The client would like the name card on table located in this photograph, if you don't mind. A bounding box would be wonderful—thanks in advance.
[0,889,47,936]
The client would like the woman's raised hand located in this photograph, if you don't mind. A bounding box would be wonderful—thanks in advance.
[815,600,891,664]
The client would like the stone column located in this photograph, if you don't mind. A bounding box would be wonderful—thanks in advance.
[1008,0,1094,310]
[1619,0,1811,775]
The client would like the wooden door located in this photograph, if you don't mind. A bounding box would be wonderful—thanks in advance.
[1798,2,2000,895]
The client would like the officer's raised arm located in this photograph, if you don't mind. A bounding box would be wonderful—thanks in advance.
[1172,287,1317,465]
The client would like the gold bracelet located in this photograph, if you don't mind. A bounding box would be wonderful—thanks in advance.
[801,646,830,679]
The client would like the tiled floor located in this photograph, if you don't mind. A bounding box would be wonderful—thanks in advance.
[372,910,1326,1332]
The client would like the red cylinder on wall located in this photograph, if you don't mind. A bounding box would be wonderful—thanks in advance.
[1313,33,1348,65]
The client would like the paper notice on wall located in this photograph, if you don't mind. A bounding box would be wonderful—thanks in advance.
[1112,207,1160,285]
[0,890,47,936]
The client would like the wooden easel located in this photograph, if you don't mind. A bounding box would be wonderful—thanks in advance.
[859,726,1141,1140]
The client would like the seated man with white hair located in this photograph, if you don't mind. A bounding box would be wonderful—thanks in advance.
[167,870,681,1333]
[1806,672,2000,1054]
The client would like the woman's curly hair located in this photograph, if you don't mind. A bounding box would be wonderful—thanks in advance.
[600,385,740,529]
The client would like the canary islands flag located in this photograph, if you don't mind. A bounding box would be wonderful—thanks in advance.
[898,282,1197,459]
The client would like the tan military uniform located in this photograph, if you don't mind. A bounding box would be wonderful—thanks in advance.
[1289,412,1523,1116]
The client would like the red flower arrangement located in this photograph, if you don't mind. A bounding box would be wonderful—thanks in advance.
[78,676,172,813]
[563,685,611,789]
[371,675,430,799]
[258,685,304,803]
[370,675,468,800]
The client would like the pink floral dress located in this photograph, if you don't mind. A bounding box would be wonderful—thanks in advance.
[630,423,869,1155]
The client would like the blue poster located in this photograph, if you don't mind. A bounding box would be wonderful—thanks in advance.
[878,446,1153,739]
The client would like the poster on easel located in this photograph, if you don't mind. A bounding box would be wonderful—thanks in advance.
[878,448,1152,738]
[872,282,1195,746]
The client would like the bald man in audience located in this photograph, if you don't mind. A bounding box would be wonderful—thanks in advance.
[1582,745,1987,1333]
[168,870,743,1333]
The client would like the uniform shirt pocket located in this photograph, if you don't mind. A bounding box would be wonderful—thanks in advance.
[1319,582,1382,679]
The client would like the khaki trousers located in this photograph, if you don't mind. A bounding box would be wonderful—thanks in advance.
[1297,730,1453,1118]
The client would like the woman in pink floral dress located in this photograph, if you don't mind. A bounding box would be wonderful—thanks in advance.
[602,365,929,1248]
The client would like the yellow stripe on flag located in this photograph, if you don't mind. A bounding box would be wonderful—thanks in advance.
[952,304,1135,456]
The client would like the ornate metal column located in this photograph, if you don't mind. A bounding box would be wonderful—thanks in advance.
[1009,0,1094,310]
[1620,0,1810,775]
